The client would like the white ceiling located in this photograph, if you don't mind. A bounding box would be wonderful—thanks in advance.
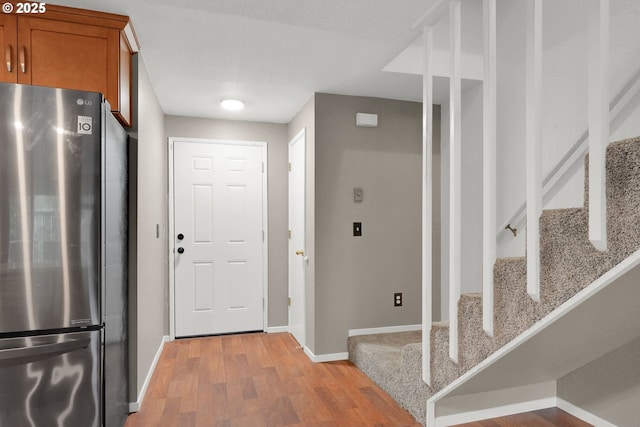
[50,0,630,124]
[51,0,444,123]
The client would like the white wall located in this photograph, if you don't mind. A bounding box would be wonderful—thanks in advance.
[436,0,640,317]
[495,0,640,257]
[558,336,640,426]
[129,54,168,402]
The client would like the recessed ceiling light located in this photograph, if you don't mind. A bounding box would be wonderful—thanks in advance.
[221,99,245,111]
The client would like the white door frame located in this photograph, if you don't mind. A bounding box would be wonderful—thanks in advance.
[288,128,306,347]
[167,137,269,340]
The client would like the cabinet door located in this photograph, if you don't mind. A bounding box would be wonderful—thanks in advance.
[0,15,17,83]
[16,16,126,122]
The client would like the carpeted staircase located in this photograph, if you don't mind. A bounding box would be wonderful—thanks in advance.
[348,136,640,425]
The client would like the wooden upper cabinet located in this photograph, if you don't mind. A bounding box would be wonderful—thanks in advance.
[0,14,18,83]
[1,4,138,127]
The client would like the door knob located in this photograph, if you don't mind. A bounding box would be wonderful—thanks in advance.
[295,250,305,256]
[177,233,184,240]
[177,247,184,254]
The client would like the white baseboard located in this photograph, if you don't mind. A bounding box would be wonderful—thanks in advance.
[128,335,171,413]
[557,398,618,427]
[435,397,556,427]
[303,346,349,363]
[265,326,289,334]
[348,324,422,337]
[429,386,615,427]
[431,381,557,427]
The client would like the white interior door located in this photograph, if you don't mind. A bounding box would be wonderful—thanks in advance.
[173,140,264,337]
[288,130,306,347]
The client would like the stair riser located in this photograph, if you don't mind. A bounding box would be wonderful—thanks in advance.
[539,208,614,308]
[586,138,640,260]
[430,325,462,391]
[493,258,540,348]
[458,295,495,370]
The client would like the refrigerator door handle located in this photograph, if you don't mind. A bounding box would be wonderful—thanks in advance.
[0,338,90,361]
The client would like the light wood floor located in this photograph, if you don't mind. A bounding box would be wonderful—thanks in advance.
[124,332,421,426]
[452,407,592,426]
[124,332,591,427]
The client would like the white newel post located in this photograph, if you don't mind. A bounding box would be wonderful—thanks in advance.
[449,0,462,363]
[482,0,497,336]
[588,0,609,251]
[526,0,542,302]
[422,24,434,386]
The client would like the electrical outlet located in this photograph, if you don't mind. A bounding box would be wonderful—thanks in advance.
[394,292,402,307]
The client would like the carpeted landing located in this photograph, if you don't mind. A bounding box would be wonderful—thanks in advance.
[348,136,640,425]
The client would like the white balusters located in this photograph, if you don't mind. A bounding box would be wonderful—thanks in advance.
[483,0,497,336]
[588,0,609,251]
[526,0,543,302]
[422,24,434,386]
[449,0,462,363]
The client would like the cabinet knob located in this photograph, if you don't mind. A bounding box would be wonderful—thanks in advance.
[177,247,185,254]
[177,233,184,241]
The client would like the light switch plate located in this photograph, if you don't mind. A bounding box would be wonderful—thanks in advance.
[354,187,364,203]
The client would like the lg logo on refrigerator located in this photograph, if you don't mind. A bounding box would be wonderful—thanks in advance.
[77,116,93,135]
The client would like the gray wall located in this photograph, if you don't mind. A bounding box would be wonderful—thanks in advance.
[128,54,168,402]
[558,336,640,427]
[314,93,423,355]
[288,96,317,352]
[164,115,289,327]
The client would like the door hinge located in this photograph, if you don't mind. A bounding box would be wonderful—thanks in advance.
[288,230,291,239]
[288,162,291,172]
[288,297,291,306]
[262,230,265,242]
[262,162,264,173]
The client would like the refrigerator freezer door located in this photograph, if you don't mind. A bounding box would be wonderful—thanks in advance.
[103,104,129,427]
[0,83,103,333]
[0,330,101,427]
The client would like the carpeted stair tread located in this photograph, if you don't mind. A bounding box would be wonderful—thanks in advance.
[348,331,430,424]
[348,331,421,374]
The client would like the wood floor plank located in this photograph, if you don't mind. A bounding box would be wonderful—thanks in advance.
[536,407,593,426]
[451,407,594,427]
[178,357,200,413]
[125,333,593,427]
[125,333,423,427]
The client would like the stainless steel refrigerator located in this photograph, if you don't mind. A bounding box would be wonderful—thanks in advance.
[0,83,128,427]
